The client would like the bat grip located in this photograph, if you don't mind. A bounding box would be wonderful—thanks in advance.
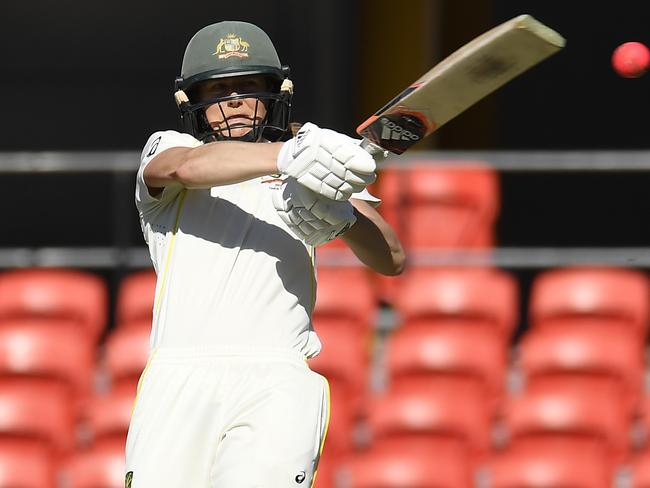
[360,139,390,162]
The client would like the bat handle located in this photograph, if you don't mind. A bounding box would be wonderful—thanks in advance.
[360,138,390,163]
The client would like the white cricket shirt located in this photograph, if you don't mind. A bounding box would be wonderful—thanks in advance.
[135,130,379,358]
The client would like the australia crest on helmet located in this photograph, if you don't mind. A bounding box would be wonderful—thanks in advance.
[213,33,250,59]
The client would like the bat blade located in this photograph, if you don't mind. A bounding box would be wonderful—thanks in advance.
[357,14,566,155]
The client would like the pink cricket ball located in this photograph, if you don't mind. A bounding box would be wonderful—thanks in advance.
[612,42,650,78]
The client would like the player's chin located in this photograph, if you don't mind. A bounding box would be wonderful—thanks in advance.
[226,126,254,138]
[212,124,255,139]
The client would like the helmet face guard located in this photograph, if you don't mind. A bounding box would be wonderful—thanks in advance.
[175,79,292,143]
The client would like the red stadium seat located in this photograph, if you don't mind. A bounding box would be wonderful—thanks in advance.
[488,442,612,488]
[0,439,56,488]
[386,324,507,411]
[0,318,95,401]
[85,388,136,448]
[0,379,76,454]
[309,324,369,451]
[104,323,151,393]
[405,163,499,249]
[340,440,472,488]
[530,267,650,338]
[504,382,629,463]
[309,323,369,391]
[63,440,126,488]
[314,266,377,330]
[519,324,644,416]
[377,163,499,250]
[395,267,518,339]
[0,268,107,341]
[368,382,490,460]
[116,270,156,325]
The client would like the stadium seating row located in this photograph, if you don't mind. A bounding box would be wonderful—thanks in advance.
[1,265,648,338]
[0,265,649,487]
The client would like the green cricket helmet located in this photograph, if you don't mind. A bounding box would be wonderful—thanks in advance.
[174,21,293,142]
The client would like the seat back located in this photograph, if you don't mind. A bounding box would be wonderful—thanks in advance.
[395,267,518,338]
[369,382,490,458]
[314,266,376,330]
[387,324,506,407]
[86,388,136,447]
[105,323,151,389]
[0,269,107,340]
[0,439,56,488]
[0,379,76,453]
[488,442,611,488]
[530,267,650,337]
[0,319,95,398]
[116,270,156,325]
[341,441,471,488]
[64,440,126,488]
[377,163,499,250]
[505,382,629,461]
[519,324,643,414]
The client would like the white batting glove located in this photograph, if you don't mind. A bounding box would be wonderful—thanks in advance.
[273,177,357,246]
[276,122,376,201]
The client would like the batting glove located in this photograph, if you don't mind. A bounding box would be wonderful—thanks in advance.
[273,177,357,246]
[276,122,376,201]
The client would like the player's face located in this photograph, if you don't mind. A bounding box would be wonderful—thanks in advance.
[196,75,270,138]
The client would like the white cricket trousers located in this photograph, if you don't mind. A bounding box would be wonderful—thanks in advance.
[124,346,330,488]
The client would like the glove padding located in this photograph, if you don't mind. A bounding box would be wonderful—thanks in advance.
[276,122,376,201]
[273,177,357,246]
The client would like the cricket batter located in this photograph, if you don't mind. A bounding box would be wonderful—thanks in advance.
[125,21,404,487]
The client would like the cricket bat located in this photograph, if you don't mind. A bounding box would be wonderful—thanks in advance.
[356,14,566,155]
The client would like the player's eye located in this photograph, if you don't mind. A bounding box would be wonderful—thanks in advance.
[210,84,230,97]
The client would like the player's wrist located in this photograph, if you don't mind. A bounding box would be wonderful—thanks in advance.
[276,140,292,174]
[338,207,358,237]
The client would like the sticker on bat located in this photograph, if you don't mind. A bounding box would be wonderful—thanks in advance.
[358,113,428,155]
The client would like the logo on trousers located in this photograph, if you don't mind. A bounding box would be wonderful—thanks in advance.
[295,471,306,484]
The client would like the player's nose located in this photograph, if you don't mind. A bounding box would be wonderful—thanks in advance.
[227,93,243,107]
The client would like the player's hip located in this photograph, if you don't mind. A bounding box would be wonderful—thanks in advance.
[151,344,311,367]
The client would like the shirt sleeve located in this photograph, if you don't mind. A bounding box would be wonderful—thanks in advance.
[350,187,381,207]
[135,130,202,211]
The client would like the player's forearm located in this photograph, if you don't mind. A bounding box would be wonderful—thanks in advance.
[341,203,405,276]
[175,141,283,188]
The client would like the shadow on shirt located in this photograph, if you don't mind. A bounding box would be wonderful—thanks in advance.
[167,190,315,317]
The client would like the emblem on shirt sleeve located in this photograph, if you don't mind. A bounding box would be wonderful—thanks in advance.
[146,136,162,157]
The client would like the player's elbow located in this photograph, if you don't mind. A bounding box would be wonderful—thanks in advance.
[372,246,406,276]
[173,155,205,188]
[386,247,406,276]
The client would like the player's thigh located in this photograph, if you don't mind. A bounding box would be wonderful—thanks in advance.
[125,361,223,487]
[210,365,330,488]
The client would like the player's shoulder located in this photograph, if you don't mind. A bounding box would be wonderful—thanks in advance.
[141,130,202,162]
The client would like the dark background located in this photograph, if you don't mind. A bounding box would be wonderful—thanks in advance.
[3,0,650,248]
